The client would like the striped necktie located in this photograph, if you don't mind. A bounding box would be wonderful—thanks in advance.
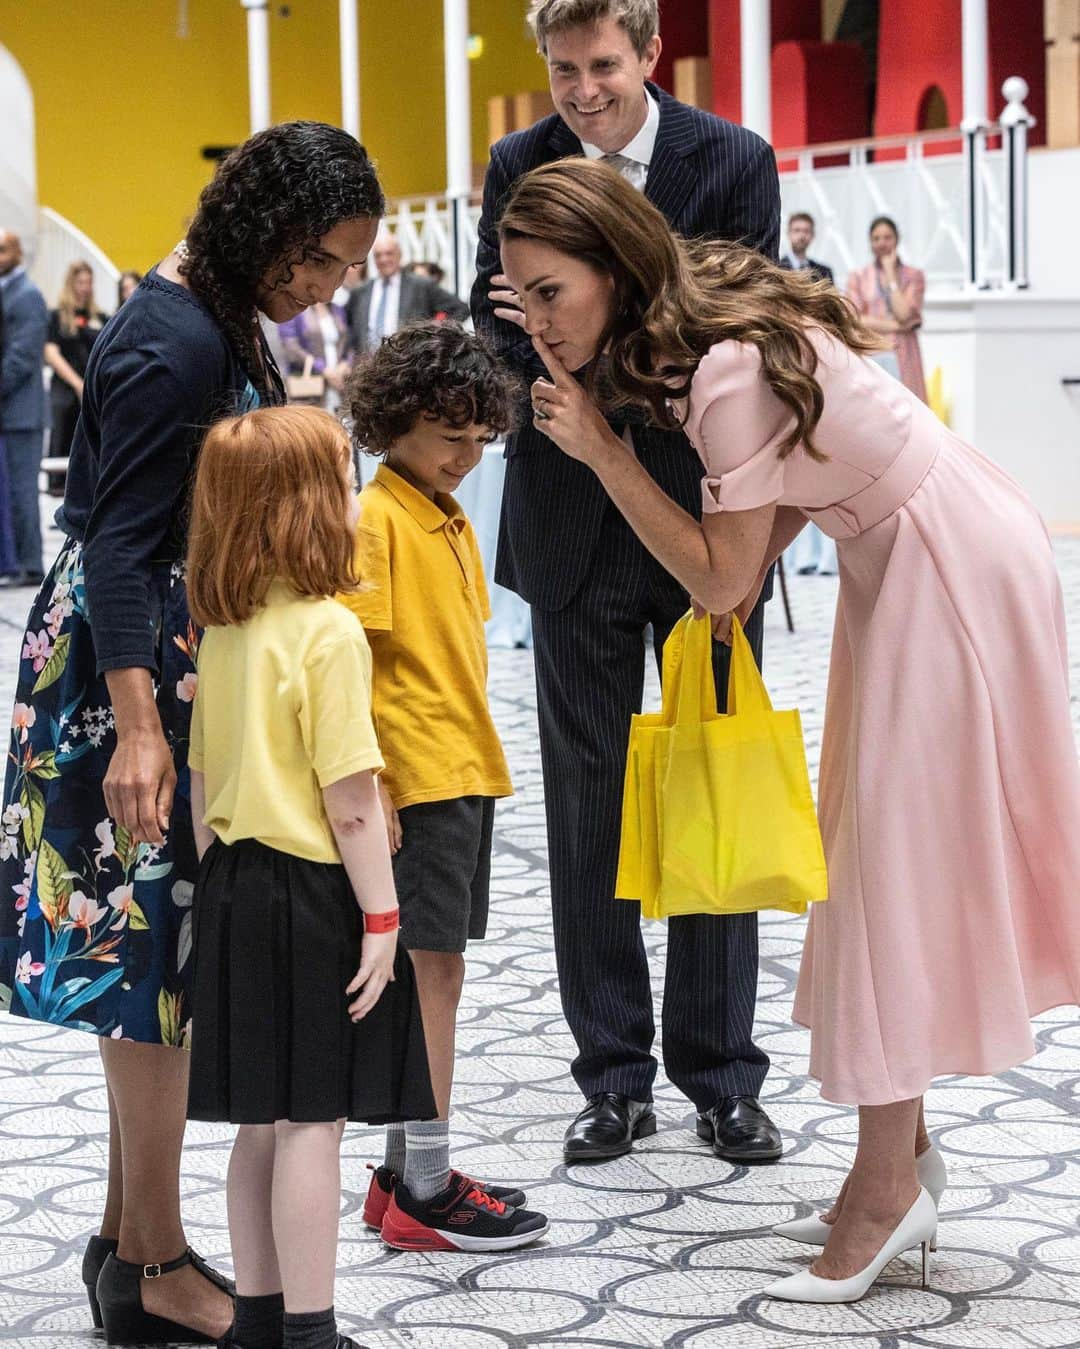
[602,151,645,192]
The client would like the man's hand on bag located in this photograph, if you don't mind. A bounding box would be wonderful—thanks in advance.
[692,599,735,644]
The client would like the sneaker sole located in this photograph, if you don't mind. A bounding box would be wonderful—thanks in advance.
[381,1217,550,1253]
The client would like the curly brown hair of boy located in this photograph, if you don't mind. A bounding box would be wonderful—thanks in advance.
[345,322,524,457]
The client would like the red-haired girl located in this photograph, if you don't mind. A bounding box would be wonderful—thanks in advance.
[185,405,434,1349]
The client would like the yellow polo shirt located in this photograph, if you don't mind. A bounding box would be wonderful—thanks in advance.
[190,581,384,863]
[338,464,512,809]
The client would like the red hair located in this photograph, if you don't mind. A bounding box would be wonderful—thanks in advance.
[187,405,358,627]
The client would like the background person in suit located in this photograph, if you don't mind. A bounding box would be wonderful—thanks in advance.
[347,233,468,357]
[0,230,48,587]
[779,217,837,574]
[779,211,834,284]
[473,0,783,1167]
[0,277,17,575]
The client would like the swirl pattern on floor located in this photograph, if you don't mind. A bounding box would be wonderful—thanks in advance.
[1,542,1079,1348]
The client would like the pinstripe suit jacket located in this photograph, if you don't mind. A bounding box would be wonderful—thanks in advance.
[472,83,780,610]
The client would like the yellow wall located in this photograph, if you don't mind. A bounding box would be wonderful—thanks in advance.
[0,0,548,272]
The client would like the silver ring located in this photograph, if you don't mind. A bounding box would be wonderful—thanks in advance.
[534,405,550,420]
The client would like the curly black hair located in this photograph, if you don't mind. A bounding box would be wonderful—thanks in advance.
[180,121,384,401]
[346,322,522,456]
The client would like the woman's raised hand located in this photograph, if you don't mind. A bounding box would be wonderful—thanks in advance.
[530,335,616,463]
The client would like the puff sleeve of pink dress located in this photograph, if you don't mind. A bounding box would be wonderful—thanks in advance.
[682,334,1080,1105]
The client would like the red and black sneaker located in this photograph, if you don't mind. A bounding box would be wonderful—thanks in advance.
[362,1164,527,1231]
[380,1174,548,1252]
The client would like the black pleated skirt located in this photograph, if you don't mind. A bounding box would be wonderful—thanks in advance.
[187,838,436,1125]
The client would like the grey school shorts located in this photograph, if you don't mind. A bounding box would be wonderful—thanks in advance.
[392,796,495,953]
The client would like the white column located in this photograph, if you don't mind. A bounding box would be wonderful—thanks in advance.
[740,0,771,141]
[960,0,990,289]
[443,0,472,197]
[443,0,471,296]
[961,0,989,129]
[339,0,361,140]
[1001,76,1035,290]
[241,0,271,134]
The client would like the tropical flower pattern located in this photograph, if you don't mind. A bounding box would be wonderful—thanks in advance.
[0,540,200,1042]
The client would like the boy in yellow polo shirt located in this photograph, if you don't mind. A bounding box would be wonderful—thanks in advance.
[340,323,549,1252]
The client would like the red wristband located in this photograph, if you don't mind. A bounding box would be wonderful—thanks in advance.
[364,909,400,934]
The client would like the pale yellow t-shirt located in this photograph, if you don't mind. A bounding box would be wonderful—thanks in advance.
[189,580,384,863]
[338,464,512,809]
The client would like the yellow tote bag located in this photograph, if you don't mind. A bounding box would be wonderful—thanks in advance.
[614,610,828,919]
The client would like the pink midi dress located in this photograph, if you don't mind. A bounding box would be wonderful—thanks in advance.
[682,333,1080,1105]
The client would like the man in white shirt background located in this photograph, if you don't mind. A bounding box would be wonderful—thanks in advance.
[779,210,834,285]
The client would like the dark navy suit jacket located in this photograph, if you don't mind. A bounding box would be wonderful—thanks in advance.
[0,270,48,433]
[471,83,780,610]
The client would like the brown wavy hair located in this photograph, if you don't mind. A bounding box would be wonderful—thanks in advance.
[187,406,358,627]
[498,158,882,458]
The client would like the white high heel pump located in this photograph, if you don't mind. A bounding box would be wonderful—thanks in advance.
[772,1145,946,1248]
[763,1187,937,1303]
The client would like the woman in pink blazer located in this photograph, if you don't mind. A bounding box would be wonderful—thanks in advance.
[846,216,927,403]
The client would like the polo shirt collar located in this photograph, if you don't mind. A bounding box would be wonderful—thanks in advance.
[374,463,464,533]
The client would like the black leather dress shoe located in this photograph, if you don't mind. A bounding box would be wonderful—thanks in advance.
[564,1092,657,1162]
[696,1096,782,1163]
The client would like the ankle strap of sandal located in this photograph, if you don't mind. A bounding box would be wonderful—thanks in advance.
[112,1248,192,1280]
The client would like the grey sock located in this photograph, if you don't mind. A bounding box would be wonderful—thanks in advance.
[282,1306,336,1349]
[403,1119,451,1202]
[383,1122,407,1176]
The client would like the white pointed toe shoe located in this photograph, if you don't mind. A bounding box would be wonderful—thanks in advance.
[772,1145,947,1248]
[763,1187,937,1304]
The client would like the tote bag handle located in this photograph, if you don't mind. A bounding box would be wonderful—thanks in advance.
[725,615,774,715]
[660,611,718,727]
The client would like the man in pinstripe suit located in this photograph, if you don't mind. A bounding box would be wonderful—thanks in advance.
[471,0,783,1164]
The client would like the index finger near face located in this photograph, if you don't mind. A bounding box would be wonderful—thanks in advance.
[531,334,575,389]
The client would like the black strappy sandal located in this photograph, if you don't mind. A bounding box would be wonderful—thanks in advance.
[96,1246,234,1345]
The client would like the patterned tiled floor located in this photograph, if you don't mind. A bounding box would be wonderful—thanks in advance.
[1,514,1079,1347]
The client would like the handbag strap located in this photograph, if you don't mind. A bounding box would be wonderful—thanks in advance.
[725,615,773,715]
[660,610,718,727]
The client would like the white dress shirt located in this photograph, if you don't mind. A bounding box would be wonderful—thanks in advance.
[580,89,660,193]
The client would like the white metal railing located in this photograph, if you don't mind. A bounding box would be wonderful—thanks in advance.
[384,80,1034,303]
[384,192,483,298]
[28,206,121,315]
[776,125,1007,293]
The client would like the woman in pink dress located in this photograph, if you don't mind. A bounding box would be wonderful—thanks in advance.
[847,216,927,402]
[494,160,1080,1304]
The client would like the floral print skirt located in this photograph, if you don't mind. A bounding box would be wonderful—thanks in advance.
[0,537,200,1045]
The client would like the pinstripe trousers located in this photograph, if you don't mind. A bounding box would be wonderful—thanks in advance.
[531,503,770,1111]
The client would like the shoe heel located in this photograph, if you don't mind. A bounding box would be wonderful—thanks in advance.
[85,1285,103,1330]
[101,1305,196,1346]
[695,1118,712,1143]
[921,1239,933,1289]
[633,1114,658,1140]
